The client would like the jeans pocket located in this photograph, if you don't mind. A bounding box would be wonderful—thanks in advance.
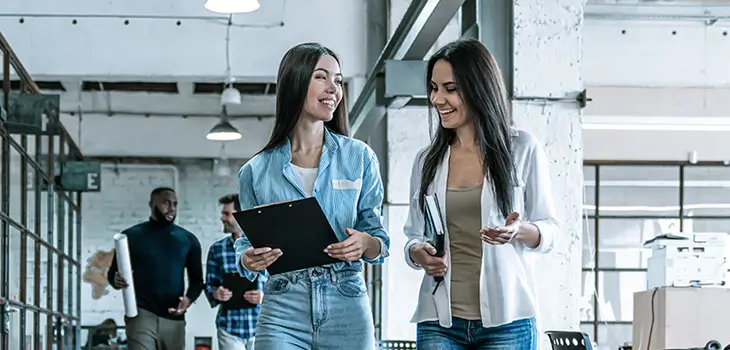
[264,275,291,296]
[335,274,367,298]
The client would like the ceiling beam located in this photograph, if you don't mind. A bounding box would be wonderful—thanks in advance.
[58,91,275,117]
[349,0,466,140]
[15,74,278,84]
[585,1,730,22]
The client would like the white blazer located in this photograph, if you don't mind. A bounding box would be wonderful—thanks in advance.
[403,128,561,329]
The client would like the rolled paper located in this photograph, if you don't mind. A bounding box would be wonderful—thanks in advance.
[113,233,138,318]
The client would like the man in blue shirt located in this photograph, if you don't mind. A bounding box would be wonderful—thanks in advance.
[205,194,267,350]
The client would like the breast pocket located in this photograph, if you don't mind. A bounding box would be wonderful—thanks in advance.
[332,179,362,190]
[330,178,363,219]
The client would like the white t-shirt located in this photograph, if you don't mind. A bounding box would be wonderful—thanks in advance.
[291,163,318,197]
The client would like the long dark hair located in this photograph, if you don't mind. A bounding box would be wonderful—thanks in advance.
[419,38,516,218]
[259,42,350,153]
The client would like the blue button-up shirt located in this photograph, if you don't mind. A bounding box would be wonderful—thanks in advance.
[234,128,391,280]
[205,235,268,340]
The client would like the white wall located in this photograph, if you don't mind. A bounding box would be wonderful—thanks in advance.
[581,18,730,161]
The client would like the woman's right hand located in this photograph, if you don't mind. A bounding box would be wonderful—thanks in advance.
[408,242,448,277]
[241,247,283,272]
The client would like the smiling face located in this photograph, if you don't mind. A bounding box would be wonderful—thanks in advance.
[429,59,469,130]
[220,202,241,235]
[300,55,344,123]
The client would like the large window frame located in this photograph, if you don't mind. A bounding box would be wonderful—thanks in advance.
[0,31,84,350]
[582,160,730,349]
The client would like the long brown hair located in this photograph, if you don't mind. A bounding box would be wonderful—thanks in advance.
[419,38,515,218]
[259,42,349,153]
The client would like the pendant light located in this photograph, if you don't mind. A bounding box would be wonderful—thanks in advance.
[207,106,242,141]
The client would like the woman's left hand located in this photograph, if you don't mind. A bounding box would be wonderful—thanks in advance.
[325,228,376,261]
[480,212,521,245]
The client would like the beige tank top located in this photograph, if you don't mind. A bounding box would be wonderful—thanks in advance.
[446,185,483,320]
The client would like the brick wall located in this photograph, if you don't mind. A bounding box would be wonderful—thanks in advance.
[80,160,244,349]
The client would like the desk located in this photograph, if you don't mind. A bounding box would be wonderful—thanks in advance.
[633,287,730,350]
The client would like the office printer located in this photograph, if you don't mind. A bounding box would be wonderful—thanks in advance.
[645,232,727,289]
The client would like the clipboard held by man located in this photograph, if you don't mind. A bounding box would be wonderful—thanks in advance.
[221,273,258,310]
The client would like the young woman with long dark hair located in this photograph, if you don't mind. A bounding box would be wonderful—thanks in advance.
[403,38,561,350]
[233,42,389,350]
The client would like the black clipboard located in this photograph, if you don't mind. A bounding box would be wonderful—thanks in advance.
[221,273,258,310]
[232,197,341,275]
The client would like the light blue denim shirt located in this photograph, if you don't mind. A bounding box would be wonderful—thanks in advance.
[234,128,390,281]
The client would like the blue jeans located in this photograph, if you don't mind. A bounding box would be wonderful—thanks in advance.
[253,264,376,350]
[417,317,537,350]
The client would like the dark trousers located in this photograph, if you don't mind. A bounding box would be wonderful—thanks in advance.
[125,308,186,350]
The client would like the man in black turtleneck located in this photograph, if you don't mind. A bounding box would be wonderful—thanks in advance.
[107,187,204,350]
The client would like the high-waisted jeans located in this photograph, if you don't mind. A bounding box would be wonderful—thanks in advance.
[254,263,376,350]
[417,317,538,350]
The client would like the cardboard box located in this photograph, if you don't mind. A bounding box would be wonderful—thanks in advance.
[633,287,730,350]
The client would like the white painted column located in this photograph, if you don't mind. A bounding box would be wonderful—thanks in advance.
[510,0,585,348]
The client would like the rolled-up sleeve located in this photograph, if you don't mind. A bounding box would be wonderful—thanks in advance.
[522,139,561,254]
[402,149,428,270]
[356,150,390,265]
[234,164,261,281]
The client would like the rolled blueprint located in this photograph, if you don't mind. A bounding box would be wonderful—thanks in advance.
[113,233,138,318]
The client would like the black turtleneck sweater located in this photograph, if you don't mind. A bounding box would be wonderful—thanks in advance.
[107,219,204,320]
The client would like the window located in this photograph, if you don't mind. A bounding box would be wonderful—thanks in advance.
[581,162,730,350]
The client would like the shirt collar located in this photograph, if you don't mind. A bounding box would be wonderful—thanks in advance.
[278,127,340,161]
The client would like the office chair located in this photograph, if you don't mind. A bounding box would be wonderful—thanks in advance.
[545,330,594,350]
[377,340,417,349]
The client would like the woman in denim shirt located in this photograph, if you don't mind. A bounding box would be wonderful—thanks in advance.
[233,42,390,350]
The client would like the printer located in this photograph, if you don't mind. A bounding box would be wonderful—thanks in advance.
[645,232,728,289]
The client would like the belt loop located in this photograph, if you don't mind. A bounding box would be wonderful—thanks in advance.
[327,266,336,284]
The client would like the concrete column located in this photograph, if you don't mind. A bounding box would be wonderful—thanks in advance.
[508,0,585,347]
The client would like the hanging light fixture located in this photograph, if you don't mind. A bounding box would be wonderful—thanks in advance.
[220,14,241,106]
[213,144,233,177]
[207,107,242,141]
[205,0,260,14]
[221,83,241,105]
[206,121,241,141]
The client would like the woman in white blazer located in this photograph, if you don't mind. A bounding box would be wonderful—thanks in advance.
[403,38,561,350]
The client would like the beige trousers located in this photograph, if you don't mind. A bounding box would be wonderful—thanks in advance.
[125,308,186,350]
